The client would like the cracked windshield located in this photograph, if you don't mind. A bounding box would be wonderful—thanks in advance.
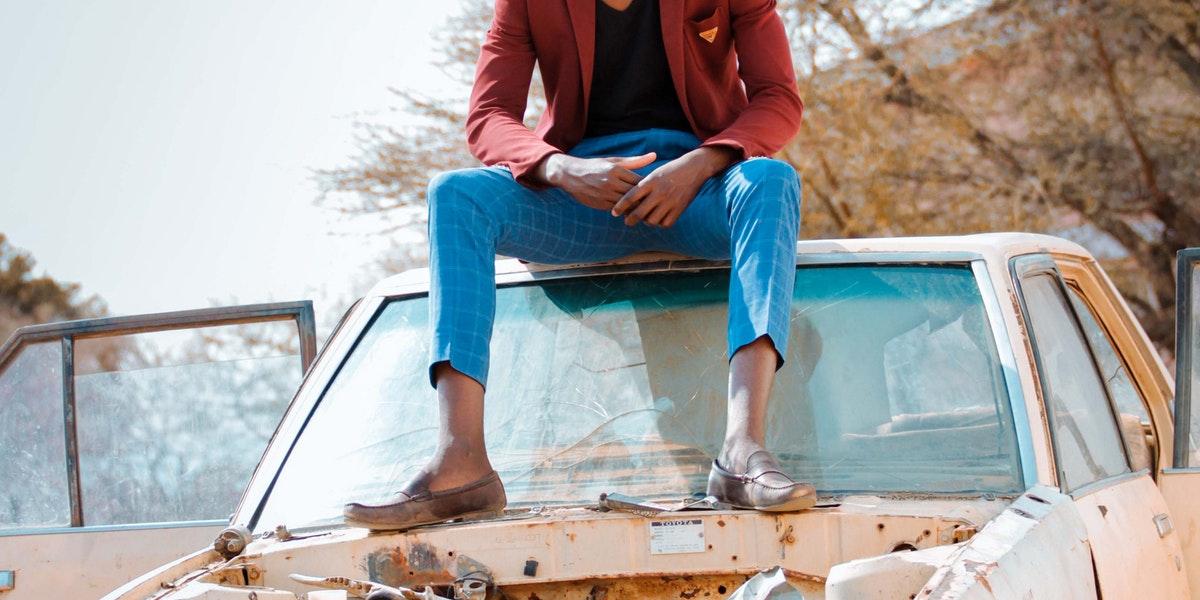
[258,264,1021,530]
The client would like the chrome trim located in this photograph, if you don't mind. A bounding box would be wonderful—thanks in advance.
[973,260,1036,490]
[0,301,317,372]
[495,251,986,287]
[1160,467,1200,475]
[1068,468,1150,499]
[0,519,225,538]
[1174,248,1199,468]
[61,336,83,527]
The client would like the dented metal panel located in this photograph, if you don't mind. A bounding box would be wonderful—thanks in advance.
[826,543,959,599]
[916,486,1095,599]
[1074,473,1189,598]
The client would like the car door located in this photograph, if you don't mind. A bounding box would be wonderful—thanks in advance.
[1159,248,1200,594]
[1012,254,1189,599]
[0,301,316,600]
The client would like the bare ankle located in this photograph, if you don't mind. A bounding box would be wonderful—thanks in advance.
[422,445,494,490]
[718,438,766,472]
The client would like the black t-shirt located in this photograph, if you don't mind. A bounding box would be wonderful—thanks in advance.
[584,0,692,137]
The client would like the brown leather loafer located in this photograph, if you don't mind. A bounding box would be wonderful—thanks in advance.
[343,471,506,531]
[707,451,816,512]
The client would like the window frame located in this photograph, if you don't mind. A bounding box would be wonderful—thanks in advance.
[1011,254,1133,494]
[1174,248,1200,468]
[235,254,1040,534]
[0,301,316,534]
[1063,282,1157,471]
[1062,284,1151,417]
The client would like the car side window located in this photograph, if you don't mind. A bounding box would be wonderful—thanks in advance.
[72,321,304,526]
[1021,274,1130,491]
[0,342,70,528]
[1066,285,1154,471]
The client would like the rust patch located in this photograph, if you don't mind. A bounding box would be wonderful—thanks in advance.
[923,557,997,597]
[965,559,997,593]
[780,568,827,584]
[366,541,491,589]
[504,575,764,599]
[778,524,795,544]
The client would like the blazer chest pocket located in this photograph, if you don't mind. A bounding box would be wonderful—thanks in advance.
[686,6,732,65]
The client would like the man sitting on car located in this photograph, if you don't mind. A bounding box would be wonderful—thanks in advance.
[344,0,809,530]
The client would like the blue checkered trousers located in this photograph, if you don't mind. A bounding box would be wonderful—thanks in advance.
[427,128,802,387]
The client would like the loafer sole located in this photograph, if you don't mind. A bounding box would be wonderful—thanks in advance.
[733,493,817,512]
[344,507,505,532]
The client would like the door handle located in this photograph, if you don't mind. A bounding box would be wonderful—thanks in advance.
[1154,513,1174,538]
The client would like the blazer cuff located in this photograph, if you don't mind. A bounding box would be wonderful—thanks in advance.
[700,137,750,160]
[507,145,563,189]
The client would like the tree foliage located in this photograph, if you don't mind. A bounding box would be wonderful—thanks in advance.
[315,0,1200,355]
[0,233,105,344]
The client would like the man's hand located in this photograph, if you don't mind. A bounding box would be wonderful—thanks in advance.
[611,146,738,227]
[535,152,657,211]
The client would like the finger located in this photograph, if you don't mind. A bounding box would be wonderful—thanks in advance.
[593,189,622,209]
[626,193,659,226]
[605,175,637,194]
[645,202,674,227]
[607,152,657,171]
[611,167,643,186]
[574,189,619,210]
[612,184,652,216]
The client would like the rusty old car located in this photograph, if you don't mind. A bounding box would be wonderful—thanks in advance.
[82,233,1200,599]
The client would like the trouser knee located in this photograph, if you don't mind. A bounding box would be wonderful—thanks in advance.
[427,169,493,228]
[731,158,802,230]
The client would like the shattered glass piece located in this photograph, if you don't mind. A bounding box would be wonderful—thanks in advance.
[599,492,673,516]
[726,567,805,599]
[599,492,729,516]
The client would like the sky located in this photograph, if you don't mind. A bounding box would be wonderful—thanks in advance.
[0,0,467,328]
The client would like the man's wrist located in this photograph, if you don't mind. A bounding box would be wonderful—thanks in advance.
[535,152,567,186]
[685,146,739,179]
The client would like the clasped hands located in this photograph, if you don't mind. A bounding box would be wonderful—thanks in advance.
[535,146,737,227]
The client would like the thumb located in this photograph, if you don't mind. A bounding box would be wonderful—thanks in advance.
[607,152,657,170]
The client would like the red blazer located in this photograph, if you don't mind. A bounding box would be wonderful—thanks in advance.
[466,0,804,186]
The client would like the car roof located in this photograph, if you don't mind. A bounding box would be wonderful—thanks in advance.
[367,232,1093,297]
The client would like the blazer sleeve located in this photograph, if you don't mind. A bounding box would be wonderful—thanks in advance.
[699,0,804,158]
[465,0,560,187]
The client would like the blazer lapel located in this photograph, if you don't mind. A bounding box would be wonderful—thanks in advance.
[658,0,690,118]
[565,0,596,115]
